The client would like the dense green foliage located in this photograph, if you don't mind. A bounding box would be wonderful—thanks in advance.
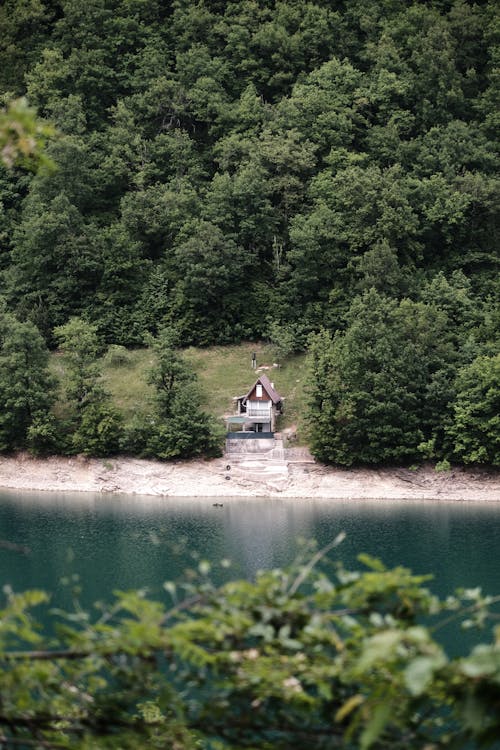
[0,0,498,463]
[49,320,221,458]
[447,353,500,465]
[1,545,500,748]
[127,328,222,458]
[55,317,124,455]
[0,305,56,451]
[306,274,499,466]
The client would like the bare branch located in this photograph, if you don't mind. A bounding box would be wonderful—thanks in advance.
[288,533,346,596]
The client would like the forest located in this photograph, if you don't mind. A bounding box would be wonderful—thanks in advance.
[0,0,498,465]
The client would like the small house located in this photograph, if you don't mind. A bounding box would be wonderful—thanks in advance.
[227,374,283,435]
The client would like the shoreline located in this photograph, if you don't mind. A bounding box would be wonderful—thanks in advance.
[0,453,499,502]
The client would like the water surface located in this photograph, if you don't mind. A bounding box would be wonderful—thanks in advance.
[0,491,499,652]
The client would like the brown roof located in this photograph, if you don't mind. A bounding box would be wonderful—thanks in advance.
[243,374,282,404]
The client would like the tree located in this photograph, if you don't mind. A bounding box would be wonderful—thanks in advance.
[168,219,253,344]
[119,180,200,261]
[266,318,302,365]
[275,57,365,161]
[364,5,465,130]
[71,393,123,457]
[143,328,222,459]
[91,222,149,345]
[55,318,123,456]
[9,192,102,340]
[0,0,55,94]
[421,271,480,332]
[0,307,56,451]
[352,240,411,297]
[446,353,500,466]
[146,383,222,460]
[286,164,420,330]
[54,318,101,406]
[306,290,454,465]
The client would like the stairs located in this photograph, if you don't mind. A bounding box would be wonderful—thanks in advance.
[225,439,289,489]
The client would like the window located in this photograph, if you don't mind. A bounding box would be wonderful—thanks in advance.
[256,384,263,397]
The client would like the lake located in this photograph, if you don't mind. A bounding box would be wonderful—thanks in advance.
[1,490,499,653]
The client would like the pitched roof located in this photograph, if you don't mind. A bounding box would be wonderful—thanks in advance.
[244,374,282,404]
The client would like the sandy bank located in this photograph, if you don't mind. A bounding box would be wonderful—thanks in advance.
[0,452,498,502]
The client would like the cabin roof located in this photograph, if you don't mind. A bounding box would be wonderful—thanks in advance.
[242,374,282,404]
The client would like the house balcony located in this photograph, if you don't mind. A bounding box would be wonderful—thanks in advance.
[246,408,272,418]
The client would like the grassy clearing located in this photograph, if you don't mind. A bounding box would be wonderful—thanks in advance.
[184,342,307,433]
[52,342,308,438]
[100,348,155,417]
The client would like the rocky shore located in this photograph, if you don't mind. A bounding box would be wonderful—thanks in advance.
[0,452,498,502]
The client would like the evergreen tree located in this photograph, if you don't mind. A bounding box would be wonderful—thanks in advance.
[55,317,123,455]
[0,307,56,451]
[144,328,222,459]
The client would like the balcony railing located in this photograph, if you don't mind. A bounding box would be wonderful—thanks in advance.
[246,407,271,418]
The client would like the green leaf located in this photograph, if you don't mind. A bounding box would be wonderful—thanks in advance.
[335,693,365,722]
[358,554,387,572]
[404,655,445,696]
[360,701,392,749]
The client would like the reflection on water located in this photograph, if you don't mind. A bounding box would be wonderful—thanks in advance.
[0,491,499,652]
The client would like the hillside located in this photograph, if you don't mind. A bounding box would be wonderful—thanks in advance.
[0,0,498,465]
[97,342,306,436]
[1,0,498,348]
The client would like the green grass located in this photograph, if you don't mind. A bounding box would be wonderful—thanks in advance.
[53,342,308,439]
[183,342,307,433]
[100,348,155,416]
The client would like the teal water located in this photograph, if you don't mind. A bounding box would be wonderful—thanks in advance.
[0,491,499,652]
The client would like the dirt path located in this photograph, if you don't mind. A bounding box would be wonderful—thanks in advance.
[0,453,498,502]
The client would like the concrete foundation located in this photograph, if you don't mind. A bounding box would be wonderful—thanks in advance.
[225,438,276,454]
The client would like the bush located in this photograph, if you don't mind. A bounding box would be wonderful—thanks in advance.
[1,552,500,748]
[26,412,61,455]
[72,397,124,457]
